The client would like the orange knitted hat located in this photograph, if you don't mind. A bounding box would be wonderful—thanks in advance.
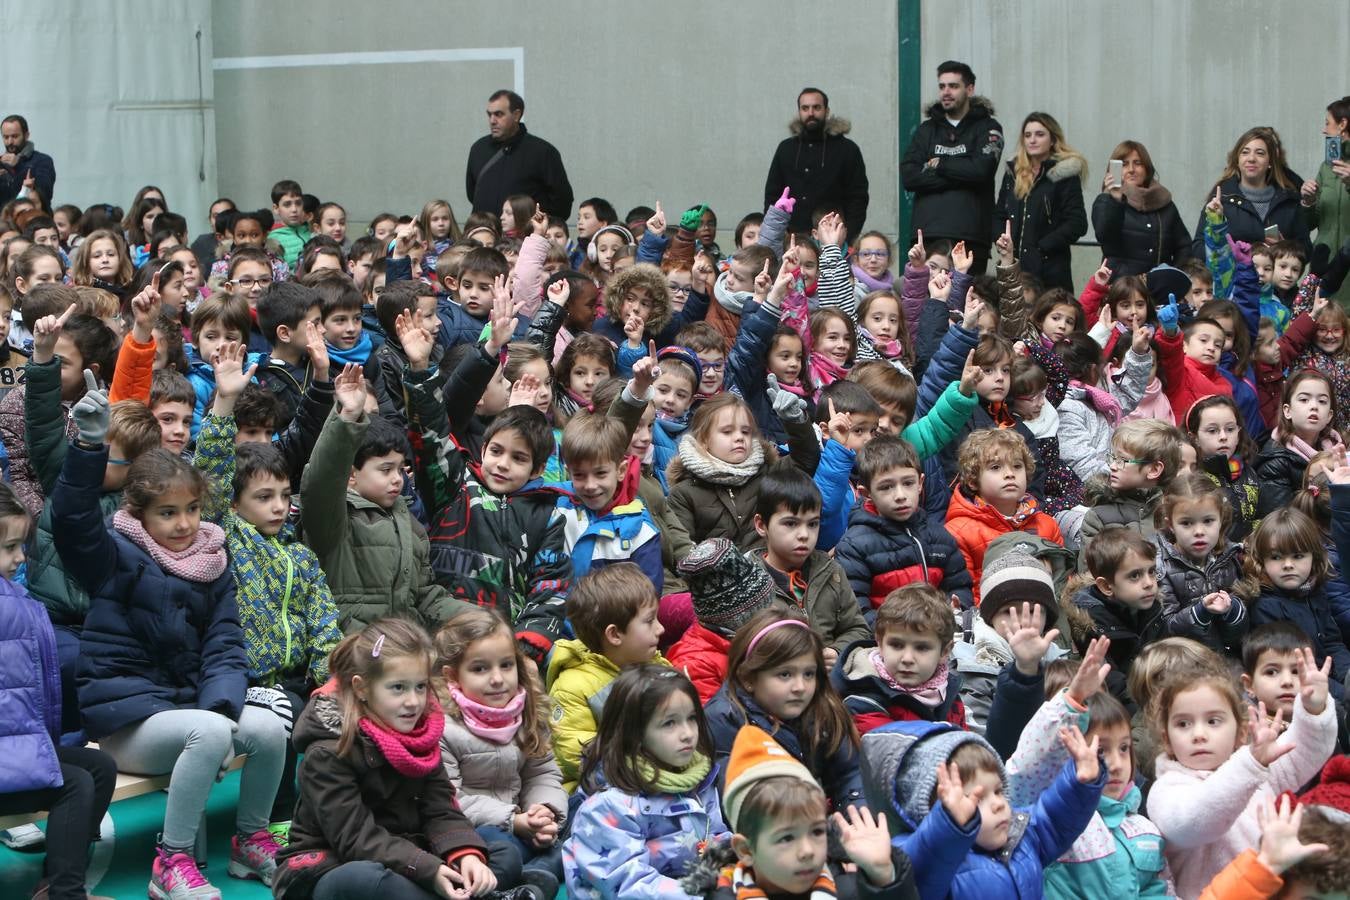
[722,724,821,831]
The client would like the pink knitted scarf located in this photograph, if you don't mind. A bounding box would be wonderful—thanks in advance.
[1070,380,1122,426]
[359,695,446,778]
[111,511,227,583]
[859,326,904,360]
[870,649,949,708]
[451,686,526,745]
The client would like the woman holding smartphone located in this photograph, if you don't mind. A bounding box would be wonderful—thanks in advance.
[1304,96,1350,301]
[1192,126,1309,258]
[1091,140,1193,276]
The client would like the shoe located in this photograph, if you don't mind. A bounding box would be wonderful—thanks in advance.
[228,828,282,886]
[149,845,221,900]
[1,824,46,851]
[488,888,547,900]
[520,868,560,899]
[266,820,291,847]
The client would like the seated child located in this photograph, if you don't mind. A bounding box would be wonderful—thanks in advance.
[1187,394,1263,541]
[858,719,1105,899]
[836,434,972,623]
[254,280,323,425]
[1258,370,1344,514]
[666,537,775,704]
[563,665,728,900]
[833,584,966,734]
[186,292,255,439]
[676,320,728,404]
[1198,793,1350,900]
[371,279,443,425]
[1078,418,1183,568]
[546,564,670,793]
[681,725,918,899]
[1154,299,1233,426]
[1055,329,1152,485]
[1155,472,1251,656]
[1241,621,1321,737]
[1145,657,1337,899]
[944,428,1063,600]
[1074,526,1167,707]
[306,270,397,417]
[748,465,871,666]
[704,609,866,815]
[149,369,194,457]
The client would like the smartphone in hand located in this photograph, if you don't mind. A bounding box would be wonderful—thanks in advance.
[1108,159,1123,188]
[1328,135,1345,165]
[1264,224,1282,241]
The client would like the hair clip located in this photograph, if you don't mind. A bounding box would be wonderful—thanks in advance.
[1309,484,1321,498]
[371,634,385,658]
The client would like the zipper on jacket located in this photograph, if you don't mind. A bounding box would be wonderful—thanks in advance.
[281,552,295,670]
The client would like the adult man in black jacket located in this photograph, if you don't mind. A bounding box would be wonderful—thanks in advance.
[764,88,869,241]
[465,90,573,220]
[900,62,1003,273]
[0,115,56,207]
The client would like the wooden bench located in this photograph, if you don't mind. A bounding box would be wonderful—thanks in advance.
[0,750,246,832]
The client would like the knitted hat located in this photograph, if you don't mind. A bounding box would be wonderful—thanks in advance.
[1296,754,1350,826]
[678,539,774,636]
[722,724,821,831]
[979,547,1058,629]
[1145,264,1193,312]
[860,721,1005,832]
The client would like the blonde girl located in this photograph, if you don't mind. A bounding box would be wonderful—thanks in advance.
[70,228,133,296]
[417,198,462,279]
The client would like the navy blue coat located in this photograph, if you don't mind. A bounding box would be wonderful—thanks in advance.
[52,443,247,739]
[384,256,532,351]
[0,577,64,792]
[835,503,973,622]
[1252,584,1350,702]
[1325,484,1350,638]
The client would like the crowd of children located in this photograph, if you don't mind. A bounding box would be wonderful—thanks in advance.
[0,160,1349,900]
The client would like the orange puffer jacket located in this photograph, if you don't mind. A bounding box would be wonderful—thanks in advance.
[944,485,1063,605]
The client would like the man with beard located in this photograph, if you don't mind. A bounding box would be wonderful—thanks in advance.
[764,87,869,241]
[900,61,1004,273]
[0,115,55,207]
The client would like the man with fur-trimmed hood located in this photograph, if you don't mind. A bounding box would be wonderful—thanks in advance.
[763,87,870,241]
[900,61,1005,273]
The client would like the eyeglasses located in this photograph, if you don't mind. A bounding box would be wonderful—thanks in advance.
[857,249,889,260]
[1107,453,1152,467]
[667,283,691,296]
[231,276,273,289]
[698,358,725,372]
[1317,327,1344,336]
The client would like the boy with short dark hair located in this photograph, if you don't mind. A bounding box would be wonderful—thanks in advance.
[674,320,728,400]
[546,563,670,791]
[269,178,312,269]
[255,280,324,423]
[372,280,443,424]
[149,370,194,457]
[836,434,972,623]
[568,197,617,269]
[833,583,966,735]
[1240,621,1316,729]
[1156,307,1234,418]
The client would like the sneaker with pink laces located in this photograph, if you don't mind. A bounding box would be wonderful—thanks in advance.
[149,845,221,900]
[228,828,282,885]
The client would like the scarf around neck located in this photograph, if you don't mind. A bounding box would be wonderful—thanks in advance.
[870,648,949,708]
[714,271,754,315]
[850,262,894,294]
[359,694,446,777]
[1277,427,1343,462]
[809,352,850,400]
[327,330,374,366]
[719,862,838,900]
[636,750,711,793]
[859,325,903,360]
[1070,380,1122,425]
[451,686,526,744]
[678,435,766,485]
[112,511,228,582]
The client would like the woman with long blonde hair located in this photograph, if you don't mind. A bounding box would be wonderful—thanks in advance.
[994,111,1087,291]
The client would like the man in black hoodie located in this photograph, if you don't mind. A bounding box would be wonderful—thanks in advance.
[763,87,870,241]
[900,62,1004,273]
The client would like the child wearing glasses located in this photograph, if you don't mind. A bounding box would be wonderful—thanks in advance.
[1077,419,1184,570]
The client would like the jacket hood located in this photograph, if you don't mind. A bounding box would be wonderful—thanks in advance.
[859,720,1003,833]
[1080,473,1160,509]
[788,115,852,137]
[924,95,996,121]
[605,263,673,336]
[1004,152,1086,183]
[292,688,343,753]
[1122,181,1174,213]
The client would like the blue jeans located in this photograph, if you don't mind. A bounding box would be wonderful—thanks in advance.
[475,825,563,889]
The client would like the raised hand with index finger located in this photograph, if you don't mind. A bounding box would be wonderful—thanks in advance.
[32,302,78,364]
[646,202,666,237]
[629,340,659,397]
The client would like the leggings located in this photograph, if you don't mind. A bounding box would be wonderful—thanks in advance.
[312,861,437,900]
[99,707,286,850]
[0,745,117,900]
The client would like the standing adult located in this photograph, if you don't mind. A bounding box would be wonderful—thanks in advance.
[994,112,1088,292]
[901,61,1004,273]
[1091,140,1193,277]
[465,90,573,221]
[0,115,56,208]
[763,87,869,241]
[1303,96,1350,300]
[1192,126,1308,259]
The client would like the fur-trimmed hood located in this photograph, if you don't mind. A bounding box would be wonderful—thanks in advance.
[604,262,673,336]
[925,95,997,121]
[788,115,852,138]
[1121,180,1174,213]
[1009,153,1086,183]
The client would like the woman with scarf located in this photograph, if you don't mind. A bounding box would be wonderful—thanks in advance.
[1092,140,1194,276]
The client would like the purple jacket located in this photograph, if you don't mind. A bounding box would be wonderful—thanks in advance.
[0,577,64,793]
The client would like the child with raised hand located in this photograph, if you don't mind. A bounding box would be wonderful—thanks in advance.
[1197,794,1338,900]
[1155,472,1251,656]
[1245,508,1350,701]
[1258,370,1345,513]
[681,726,918,900]
[51,372,288,897]
[1144,657,1338,899]
[435,610,566,900]
[1055,326,1153,484]
[859,719,1106,900]
[275,619,495,900]
[0,481,118,900]
[704,609,866,816]
[1154,293,1234,425]
[564,665,729,900]
[524,276,614,417]
[1188,394,1263,541]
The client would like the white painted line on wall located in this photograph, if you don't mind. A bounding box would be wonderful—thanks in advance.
[212,47,524,93]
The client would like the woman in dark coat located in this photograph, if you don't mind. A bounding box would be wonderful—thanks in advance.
[1191,126,1309,258]
[1092,140,1193,276]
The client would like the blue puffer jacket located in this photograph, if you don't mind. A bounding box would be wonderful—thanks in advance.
[815,438,951,554]
[704,683,865,815]
[835,502,973,623]
[0,577,64,793]
[51,442,247,739]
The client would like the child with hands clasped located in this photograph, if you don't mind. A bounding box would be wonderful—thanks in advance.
[563,665,730,900]
[1144,656,1338,900]
[435,610,567,900]
[51,372,288,898]
[274,619,497,900]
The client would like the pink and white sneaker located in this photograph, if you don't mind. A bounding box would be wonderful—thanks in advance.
[149,846,221,900]
[228,828,282,885]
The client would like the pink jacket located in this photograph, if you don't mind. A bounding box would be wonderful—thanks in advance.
[512,234,552,319]
[1113,368,1173,425]
[1145,696,1336,900]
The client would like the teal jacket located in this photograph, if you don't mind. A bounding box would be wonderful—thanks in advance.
[269,222,313,269]
[1043,785,1173,900]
